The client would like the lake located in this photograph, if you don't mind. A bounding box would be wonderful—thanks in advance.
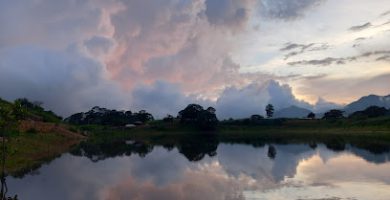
[5,142,390,200]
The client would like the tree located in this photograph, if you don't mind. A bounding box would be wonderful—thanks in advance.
[267,145,277,159]
[265,104,274,118]
[178,104,218,130]
[134,110,154,123]
[323,109,344,120]
[178,104,204,123]
[65,107,153,126]
[206,107,216,114]
[197,109,218,130]
[307,112,316,119]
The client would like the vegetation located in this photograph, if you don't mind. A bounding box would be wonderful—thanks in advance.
[0,98,83,177]
[349,106,389,119]
[15,98,62,123]
[70,116,390,164]
[1,97,390,179]
[322,109,344,120]
[307,112,315,119]
[65,106,154,126]
[177,104,218,130]
[265,104,274,118]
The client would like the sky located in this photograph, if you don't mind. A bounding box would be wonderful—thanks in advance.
[0,0,389,118]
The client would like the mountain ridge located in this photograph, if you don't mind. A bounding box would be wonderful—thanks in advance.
[344,94,390,114]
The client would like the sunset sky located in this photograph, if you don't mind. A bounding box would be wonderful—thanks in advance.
[0,0,389,118]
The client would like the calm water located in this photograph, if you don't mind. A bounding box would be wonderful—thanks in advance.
[6,142,390,200]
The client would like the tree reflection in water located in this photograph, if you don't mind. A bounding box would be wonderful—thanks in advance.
[68,133,390,165]
[267,145,276,159]
[5,135,390,200]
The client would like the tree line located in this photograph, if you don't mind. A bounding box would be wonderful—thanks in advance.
[2,98,390,130]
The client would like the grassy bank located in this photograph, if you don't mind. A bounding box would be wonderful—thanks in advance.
[0,121,84,177]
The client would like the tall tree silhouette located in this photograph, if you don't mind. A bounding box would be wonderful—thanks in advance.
[265,104,274,118]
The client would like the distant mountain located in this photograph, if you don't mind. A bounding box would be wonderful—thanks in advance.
[274,106,312,118]
[344,94,390,114]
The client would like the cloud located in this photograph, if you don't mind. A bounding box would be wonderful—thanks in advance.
[0,0,389,118]
[0,45,129,117]
[103,0,259,96]
[353,37,370,48]
[297,73,390,104]
[131,79,338,119]
[376,55,390,61]
[380,20,390,26]
[288,50,390,66]
[0,0,260,116]
[349,22,372,31]
[103,165,246,200]
[280,43,330,60]
[83,36,115,58]
[217,144,317,183]
[313,98,343,113]
[215,80,313,119]
[205,0,255,29]
[288,57,354,66]
[131,81,213,119]
[259,0,324,19]
[280,43,314,51]
[380,10,390,17]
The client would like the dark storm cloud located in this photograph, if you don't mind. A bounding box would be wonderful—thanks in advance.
[349,22,372,31]
[260,0,324,19]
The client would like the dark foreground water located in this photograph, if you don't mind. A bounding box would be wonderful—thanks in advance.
[6,142,390,200]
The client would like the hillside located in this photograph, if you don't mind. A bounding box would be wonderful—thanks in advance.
[0,98,84,175]
[344,94,390,114]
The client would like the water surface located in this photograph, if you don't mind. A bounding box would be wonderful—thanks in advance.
[6,142,390,200]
